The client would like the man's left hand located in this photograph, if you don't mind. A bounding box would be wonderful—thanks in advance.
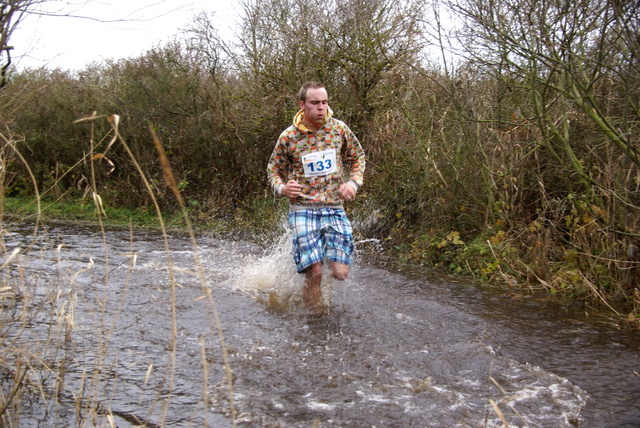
[339,183,356,201]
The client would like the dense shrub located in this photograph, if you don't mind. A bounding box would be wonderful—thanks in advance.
[1,0,638,310]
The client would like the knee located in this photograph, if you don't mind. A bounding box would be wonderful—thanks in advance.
[332,264,350,281]
[305,263,323,279]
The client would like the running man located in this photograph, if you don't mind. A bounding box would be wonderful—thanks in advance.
[267,82,366,312]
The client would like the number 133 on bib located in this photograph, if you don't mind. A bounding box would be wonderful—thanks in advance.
[302,149,337,177]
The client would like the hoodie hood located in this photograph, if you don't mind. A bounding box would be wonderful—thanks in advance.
[293,106,334,132]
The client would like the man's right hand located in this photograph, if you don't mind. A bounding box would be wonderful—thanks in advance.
[282,179,301,199]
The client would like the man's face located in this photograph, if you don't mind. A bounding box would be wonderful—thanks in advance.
[300,87,329,125]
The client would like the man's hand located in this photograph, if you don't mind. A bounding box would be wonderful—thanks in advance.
[282,179,301,199]
[339,183,356,201]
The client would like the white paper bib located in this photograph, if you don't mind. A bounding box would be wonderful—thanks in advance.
[302,149,337,177]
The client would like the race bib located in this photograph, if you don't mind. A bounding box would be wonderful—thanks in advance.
[302,149,337,177]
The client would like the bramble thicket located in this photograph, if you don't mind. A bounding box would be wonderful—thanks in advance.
[1,0,639,312]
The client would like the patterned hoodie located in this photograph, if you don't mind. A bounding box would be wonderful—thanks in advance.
[267,108,365,208]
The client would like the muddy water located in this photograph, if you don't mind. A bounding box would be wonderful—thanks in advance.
[1,220,638,427]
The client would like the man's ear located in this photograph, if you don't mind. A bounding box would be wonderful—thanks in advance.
[299,100,304,109]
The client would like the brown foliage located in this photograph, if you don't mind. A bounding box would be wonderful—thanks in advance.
[1,0,638,309]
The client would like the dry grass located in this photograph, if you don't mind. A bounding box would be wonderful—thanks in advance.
[0,115,236,426]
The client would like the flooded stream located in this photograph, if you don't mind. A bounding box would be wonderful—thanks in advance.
[1,220,638,427]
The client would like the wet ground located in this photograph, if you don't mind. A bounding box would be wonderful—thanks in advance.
[1,221,638,427]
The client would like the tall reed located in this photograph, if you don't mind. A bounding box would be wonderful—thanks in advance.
[0,114,236,425]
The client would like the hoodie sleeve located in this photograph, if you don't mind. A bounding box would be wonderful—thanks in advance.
[341,125,366,190]
[266,130,290,196]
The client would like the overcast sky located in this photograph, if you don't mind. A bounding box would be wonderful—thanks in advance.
[11,0,240,71]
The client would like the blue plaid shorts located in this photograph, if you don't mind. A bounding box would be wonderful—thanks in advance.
[288,208,354,273]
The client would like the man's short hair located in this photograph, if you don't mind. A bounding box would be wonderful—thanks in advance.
[298,81,325,102]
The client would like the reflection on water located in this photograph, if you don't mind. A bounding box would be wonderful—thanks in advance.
[0,220,638,427]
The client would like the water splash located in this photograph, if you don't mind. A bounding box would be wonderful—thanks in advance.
[232,231,335,313]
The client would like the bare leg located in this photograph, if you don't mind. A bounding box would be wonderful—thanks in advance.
[331,262,350,281]
[303,262,324,311]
